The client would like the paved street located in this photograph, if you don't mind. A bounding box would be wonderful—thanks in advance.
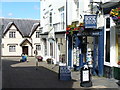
[2,57,120,89]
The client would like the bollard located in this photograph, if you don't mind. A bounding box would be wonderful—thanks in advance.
[80,65,92,87]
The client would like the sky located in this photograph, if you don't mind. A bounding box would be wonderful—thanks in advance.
[0,1,40,19]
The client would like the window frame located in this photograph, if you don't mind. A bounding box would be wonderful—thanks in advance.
[9,45,16,52]
[36,45,41,51]
[9,31,16,38]
[59,6,65,30]
[49,12,52,26]
[36,31,40,38]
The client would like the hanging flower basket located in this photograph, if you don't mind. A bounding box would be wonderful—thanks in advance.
[66,22,84,35]
[118,61,120,65]
[110,7,120,25]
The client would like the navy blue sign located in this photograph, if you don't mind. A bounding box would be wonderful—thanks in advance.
[84,15,97,29]
[77,31,100,36]
[58,66,71,80]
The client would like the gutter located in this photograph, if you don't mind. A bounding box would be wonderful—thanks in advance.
[101,1,120,8]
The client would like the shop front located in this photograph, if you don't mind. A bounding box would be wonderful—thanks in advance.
[66,15,104,76]
[102,5,120,80]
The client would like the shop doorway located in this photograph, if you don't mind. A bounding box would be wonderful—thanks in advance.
[68,28,104,76]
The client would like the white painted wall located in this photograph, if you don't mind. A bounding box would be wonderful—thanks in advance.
[2,24,41,57]
[104,15,119,67]
[31,26,43,56]
[2,25,23,56]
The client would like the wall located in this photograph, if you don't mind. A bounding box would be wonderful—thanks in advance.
[2,25,23,56]
[31,26,43,56]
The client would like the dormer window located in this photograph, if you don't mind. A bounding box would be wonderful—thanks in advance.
[36,31,40,38]
[9,31,16,38]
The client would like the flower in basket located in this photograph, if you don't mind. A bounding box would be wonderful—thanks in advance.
[118,61,120,65]
[66,25,71,31]
[66,31,69,34]
[110,7,120,22]
[79,22,84,26]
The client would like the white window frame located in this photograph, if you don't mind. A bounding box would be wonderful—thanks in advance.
[36,31,40,38]
[9,31,16,38]
[59,6,65,30]
[36,45,41,51]
[9,45,16,52]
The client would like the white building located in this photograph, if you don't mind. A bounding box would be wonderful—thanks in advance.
[40,0,66,64]
[100,0,120,79]
[1,18,42,57]
[40,0,94,64]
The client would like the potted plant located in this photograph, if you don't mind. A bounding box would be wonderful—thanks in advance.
[46,58,53,64]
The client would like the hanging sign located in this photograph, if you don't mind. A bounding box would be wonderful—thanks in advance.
[84,15,97,29]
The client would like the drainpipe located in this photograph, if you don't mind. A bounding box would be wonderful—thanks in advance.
[31,38,33,57]
[66,0,68,66]
[90,0,94,14]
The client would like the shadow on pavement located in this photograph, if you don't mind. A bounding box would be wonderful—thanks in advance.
[2,59,76,88]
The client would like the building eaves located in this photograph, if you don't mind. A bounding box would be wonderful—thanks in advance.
[1,18,40,37]
[29,23,40,37]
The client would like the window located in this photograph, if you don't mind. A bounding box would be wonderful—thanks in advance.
[44,39,47,56]
[9,32,16,38]
[106,18,110,29]
[49,12,52,26]
[53,23,60,31]
[36,32,40,38]
[50,43,53,56]
[105,31,110,62]
[59,7,65,30]
[9,46,16,52]
[117,34,120,64]
[36,45,41,51]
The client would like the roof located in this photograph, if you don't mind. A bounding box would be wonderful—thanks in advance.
[0,18,40,37]
[29,23,40,37]
[101,2,120,14]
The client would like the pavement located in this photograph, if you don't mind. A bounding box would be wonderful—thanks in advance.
[1,57,120,89]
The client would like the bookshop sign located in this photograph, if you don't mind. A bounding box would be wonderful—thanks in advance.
[84,15,97,29]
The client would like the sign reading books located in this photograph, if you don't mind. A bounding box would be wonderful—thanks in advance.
[84,15,97,29]
[58,66,71,80]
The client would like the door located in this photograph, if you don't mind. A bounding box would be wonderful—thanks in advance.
[22,46,28,55]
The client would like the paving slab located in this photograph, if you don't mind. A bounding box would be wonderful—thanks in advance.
[2,57,120,89]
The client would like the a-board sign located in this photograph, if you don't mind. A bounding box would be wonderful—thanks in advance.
[58,66,71,80]
[82,70,89,82]
[80,65,92,87]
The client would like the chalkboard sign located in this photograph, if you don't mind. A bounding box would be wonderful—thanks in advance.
[58,66,71,80]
